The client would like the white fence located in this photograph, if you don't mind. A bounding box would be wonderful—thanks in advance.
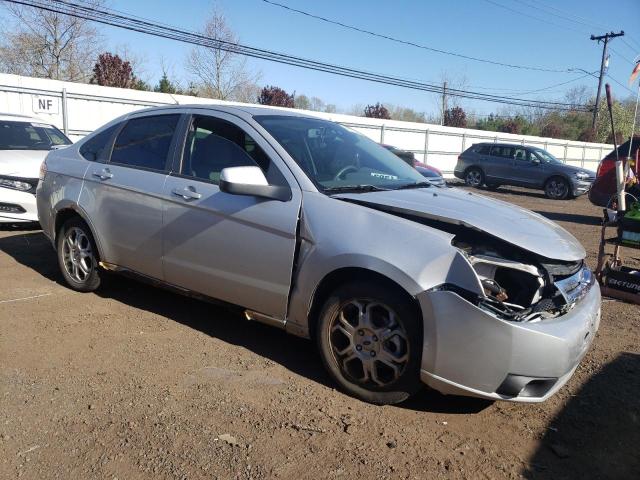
[0,73,612,176]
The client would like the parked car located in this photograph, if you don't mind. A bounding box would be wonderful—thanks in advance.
[415,164,446,187]
[0,113,71,224]
[381,144,415,166]
[37,106,600,405]
[382,144,446,187]
[589,136,640,208]
[455,142,596,200]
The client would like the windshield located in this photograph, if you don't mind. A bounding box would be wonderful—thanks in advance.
[255,115,426,192]
[0,120,71,151]
[532,148,563,165]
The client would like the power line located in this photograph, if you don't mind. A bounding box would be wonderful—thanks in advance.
[606,74,636,96]
[1,0,593,112]
[609,46,636,66]
[493,0,640,59]
[481,0,587,34]
[514,0,640,55]
[260,0,574,73]
[512,0,593,32]
[470,73,594,95]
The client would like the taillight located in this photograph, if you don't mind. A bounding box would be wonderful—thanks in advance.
[596,158,615,178]
[39,159,47,181]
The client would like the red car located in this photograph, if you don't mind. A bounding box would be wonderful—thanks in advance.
[589,136,640,208]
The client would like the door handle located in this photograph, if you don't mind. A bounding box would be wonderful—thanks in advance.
[92,169,113,180]
[171,187,202,200]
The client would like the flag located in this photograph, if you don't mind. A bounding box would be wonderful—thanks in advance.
[630,60,640,86]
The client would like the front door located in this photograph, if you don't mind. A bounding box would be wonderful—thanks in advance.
[512,148,545,187]
[161,111,301,319]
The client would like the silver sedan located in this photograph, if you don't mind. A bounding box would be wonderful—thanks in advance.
[37,105,600,405]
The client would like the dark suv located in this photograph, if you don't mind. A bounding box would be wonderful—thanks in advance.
[454,142,595,200]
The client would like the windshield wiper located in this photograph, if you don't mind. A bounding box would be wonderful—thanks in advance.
[324,184,390,194]
[395,181,432,190]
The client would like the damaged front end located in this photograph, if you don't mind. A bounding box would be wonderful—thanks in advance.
[453,231,592,322]
[385,210,593,323]
[333,192,594,324]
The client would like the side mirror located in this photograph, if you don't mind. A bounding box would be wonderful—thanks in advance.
[219,166,291,201]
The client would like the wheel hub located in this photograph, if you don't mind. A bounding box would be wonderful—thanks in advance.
[329,300,410,388]
[354,328,380,357]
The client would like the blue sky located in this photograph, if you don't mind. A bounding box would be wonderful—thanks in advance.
[79,0,640,114]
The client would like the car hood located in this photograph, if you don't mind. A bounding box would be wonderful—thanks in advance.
[0,149,47,178]
[553,163,596,177]
[334,187,585,261]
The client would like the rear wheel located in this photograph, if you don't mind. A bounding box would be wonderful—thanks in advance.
[316,282,422,405]
[464,167,484,188]
[56,217,102,292]
[544,176,570,200]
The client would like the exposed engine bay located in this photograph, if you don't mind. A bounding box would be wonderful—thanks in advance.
[454,235,585,322]
[445,221,590,322]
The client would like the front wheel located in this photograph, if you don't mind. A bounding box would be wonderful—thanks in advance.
[316,282,422,405]
[544,177,570,200]
[56,217,102,292]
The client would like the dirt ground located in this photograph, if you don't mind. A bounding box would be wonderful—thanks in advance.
[1,185,639,480]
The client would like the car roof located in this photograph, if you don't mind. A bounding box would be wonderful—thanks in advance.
[0,112,44,123]
[129,103,328,120]
[474,142,533,148]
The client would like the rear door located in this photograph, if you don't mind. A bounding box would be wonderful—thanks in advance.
[486,145,515,182]
[79,113,181,279]
[160,110,301,319]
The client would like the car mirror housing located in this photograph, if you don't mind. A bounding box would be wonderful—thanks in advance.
[219,166,291,201]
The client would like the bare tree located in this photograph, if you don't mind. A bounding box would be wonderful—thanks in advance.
[435,72,468,121]
[186,9,259,101]
[0,1,103,81]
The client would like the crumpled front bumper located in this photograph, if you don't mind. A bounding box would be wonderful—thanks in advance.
[0,188,38,223]
[416,280,601,402]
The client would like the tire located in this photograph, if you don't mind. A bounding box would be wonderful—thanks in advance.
[464,167,484,188]
[544,176,570,200]
[56,217,102,292]
[316,281,422,405]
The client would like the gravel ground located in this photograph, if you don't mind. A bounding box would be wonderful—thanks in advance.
[1,185,638,480]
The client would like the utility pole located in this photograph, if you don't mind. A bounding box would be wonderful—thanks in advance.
[591,31,624,130]
[441,81,447,126]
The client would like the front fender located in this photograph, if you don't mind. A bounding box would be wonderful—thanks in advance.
[285,192,482,336]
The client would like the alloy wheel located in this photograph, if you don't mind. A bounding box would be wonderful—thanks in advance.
[546,179,568,199]
[329,300,409,388]
[466,170,482,187]
[62,227,94,283]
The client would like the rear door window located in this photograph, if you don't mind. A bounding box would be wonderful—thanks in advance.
[110,114,180,171]
[79,124,120,162]
[490,146,514,159]
[475,145,492,155]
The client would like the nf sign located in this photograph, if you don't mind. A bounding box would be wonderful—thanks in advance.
[32,95,60,114]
